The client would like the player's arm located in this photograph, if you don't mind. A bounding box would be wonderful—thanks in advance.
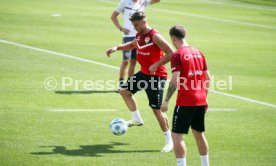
[149,34,174,74]
[201,54,210,97]
[111,11,122,32]
[160,71,180,112]
[149,0,161,5]
[111,11,130,35]
[106,39,137,57]
[203,70,210,96]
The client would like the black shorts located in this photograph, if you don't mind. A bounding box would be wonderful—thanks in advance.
[122,37,136,61]
[172,105,207,134]
[121,71,166,109]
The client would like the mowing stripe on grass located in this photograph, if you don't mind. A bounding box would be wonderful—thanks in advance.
[49,109,117,112]
[98,0,276,30]
[0,39,276,109]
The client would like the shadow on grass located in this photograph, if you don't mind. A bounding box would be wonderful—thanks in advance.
[31,142,158,157]
[55,90,118,94]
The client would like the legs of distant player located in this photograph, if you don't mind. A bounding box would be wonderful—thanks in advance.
[119,60,129,86]
[172,132,187,166]
[128,59,136,78]
[192,129,209,166]
[119,58,136,88]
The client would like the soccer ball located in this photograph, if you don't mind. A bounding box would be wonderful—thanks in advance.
[110,118,128,136]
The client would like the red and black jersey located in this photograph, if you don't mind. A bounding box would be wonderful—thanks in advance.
[136,29,167,79]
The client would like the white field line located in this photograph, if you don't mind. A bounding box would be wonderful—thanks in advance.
[51,13,62,17]
[151,8,276,30]
[210,90,276,108]
[203,0,276,12]
[0,40,118,70]
[98,0,276,30]
[158,0,276,11]
[208,108,238,111]
[49,109,117,112]
[1,39,276,109]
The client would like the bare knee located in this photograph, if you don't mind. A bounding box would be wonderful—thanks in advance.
[192,129,205,140]
[119,89,132,97]
[172,132,183,144]
[122,60,129,66]
[153,109,167,119]
[153,109,161,116]
[172,132,186,157]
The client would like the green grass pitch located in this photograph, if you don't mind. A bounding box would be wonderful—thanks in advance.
[0,0,276,165]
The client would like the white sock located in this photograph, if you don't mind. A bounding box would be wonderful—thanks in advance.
[177,158,186,166]
[200,155,209,166]
[132,110,142,121]
[164,130,173,144]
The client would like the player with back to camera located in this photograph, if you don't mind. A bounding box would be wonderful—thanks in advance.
[106,11,174,152]
[161,25,211,166]
[111,0,161,88]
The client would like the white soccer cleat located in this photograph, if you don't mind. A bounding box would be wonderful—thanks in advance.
[161,143,173,152]
[127,119,144,127]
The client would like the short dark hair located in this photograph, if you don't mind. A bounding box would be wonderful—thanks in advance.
[169,25,186,39]
[129,11,146,22]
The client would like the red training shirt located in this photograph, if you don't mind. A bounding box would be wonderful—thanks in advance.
[136,29,167,79]
[171,46,208,106]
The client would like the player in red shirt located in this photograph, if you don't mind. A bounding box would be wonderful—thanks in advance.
[161,25,211,166]
[106,11,174,152]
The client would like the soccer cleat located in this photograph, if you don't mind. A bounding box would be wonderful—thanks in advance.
[161,143,173,152]
[127,119,144,127]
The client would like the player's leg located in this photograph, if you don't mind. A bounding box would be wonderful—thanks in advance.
[192,129,209,166]
[172,132,186,166]
[146,76,168,131]
[120,90,144,127]
[119,37,132,87]
[119,59,129,86]
[152,109,169,131]
[192,130,208,155]
[120,89,137,112]
[172,106,195,165]
[146,76,173,152]
[120,72,144,126]
[128,59,136,77]
[127,42,137,78]
[152,108,173,152]
[191,106,209,166]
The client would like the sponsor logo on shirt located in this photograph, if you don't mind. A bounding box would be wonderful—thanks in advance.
[188,70,203,77]
[184,54,202,61]
[138,51,150,56]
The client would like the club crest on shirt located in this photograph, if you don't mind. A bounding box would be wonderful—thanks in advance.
[145,37,150,44]
[136,36,140,42]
